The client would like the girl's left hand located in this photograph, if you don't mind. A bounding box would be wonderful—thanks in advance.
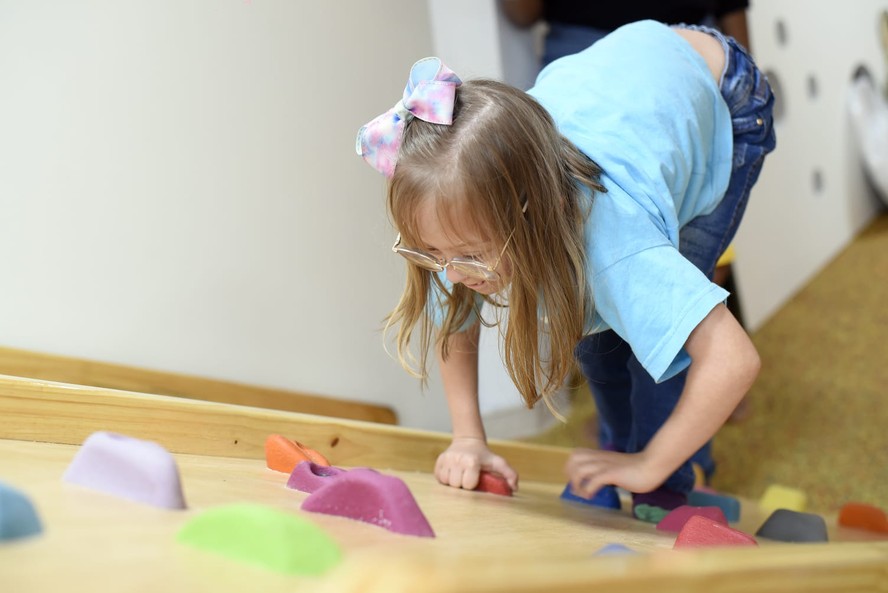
[565,448,668,497]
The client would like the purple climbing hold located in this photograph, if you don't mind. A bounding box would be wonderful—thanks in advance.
[287,461,348,494]
[301,468,434,537]
[63,431,186,509]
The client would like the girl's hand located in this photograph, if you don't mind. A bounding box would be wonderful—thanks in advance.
[434,436,519,491]
[565,448,669,497]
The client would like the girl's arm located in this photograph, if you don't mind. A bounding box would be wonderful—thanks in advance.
[566,303,759,495]
[434,322,520,491]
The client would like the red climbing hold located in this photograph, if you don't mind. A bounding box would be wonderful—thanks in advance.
[657,505,728,533]
[673,515,758,549]
[474,471,513,496]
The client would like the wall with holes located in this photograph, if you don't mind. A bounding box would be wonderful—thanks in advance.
[733,1,886,330]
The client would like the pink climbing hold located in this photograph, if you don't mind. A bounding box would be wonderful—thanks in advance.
[657,505,728,533]
[301,468,435,538]
[287,461,348,494]
[474,471,513,496]
[673,515,758,549]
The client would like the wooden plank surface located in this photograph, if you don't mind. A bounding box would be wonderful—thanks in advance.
[0,345,397,424]
[2,439,887,593]
[0,374,570,483]
[0,439,664,593]
[2,374,887,592]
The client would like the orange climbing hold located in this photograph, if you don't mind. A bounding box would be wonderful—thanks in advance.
[838,502,888,534]
[265,434,330,474]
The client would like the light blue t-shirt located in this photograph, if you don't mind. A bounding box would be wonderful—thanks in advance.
[528,20,733,382]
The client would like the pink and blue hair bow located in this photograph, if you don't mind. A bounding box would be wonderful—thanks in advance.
[356,57,462,178]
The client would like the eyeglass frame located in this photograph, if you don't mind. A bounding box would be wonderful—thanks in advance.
[391,201,528,282]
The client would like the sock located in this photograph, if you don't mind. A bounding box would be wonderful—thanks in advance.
[632,488,687,523]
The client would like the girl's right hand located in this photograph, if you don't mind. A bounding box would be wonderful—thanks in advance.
[434,436,519,492]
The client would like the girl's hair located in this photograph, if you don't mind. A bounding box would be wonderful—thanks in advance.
[383,79,605,413]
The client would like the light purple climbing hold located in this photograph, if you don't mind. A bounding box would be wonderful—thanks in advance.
[63,431,186,509]
[301,468,434,538]
[287,461,348,494]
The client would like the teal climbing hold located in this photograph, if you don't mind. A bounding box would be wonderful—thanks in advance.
[0,480,43,541]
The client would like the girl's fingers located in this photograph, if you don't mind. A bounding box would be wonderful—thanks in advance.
[487,458,520,491]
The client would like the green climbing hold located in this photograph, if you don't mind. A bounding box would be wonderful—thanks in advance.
[177,504,341,575]
[633,503,671,524]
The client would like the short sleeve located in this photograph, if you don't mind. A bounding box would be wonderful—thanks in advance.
[590,244,728,382]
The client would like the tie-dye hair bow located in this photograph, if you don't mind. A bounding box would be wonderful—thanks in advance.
[356,57,462,177]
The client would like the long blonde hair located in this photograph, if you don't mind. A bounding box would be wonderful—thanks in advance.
[383,79,605,412]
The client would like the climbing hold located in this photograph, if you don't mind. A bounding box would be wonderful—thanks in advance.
[692,463,707,488]
[474,471,513,496]
[593,543,636,555]
[265,434,330,474]
[657,505,728,533]
[301,468,435,537]
[287,461,348,494]
[63,431,186,509]
[0,481,43,541]
[759,484,807,513]
[838,502,888,534]
[632,488,688,523]
[756,509,829,543]
[560,484,621,510]
[688,489,740,522]
[633,504,671,524]
[673,515,758,548]
[177,504,341,575]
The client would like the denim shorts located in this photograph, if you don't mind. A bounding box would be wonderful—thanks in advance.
[674,24,777,279]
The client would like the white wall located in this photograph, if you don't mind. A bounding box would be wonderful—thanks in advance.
[0,0,454,431]
[733,0,887,329]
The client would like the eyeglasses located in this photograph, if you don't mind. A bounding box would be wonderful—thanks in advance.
[392,203,528,282]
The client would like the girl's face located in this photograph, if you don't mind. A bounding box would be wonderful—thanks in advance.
[414,201,512,296]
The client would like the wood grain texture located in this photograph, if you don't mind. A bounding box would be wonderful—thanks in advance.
[0,345,397,424]
[2,374,887,593]
[0,374,568,482]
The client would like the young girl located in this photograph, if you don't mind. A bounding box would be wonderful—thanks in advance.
[356,20,775,521]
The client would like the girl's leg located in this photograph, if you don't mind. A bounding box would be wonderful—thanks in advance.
[574,331,633,453]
